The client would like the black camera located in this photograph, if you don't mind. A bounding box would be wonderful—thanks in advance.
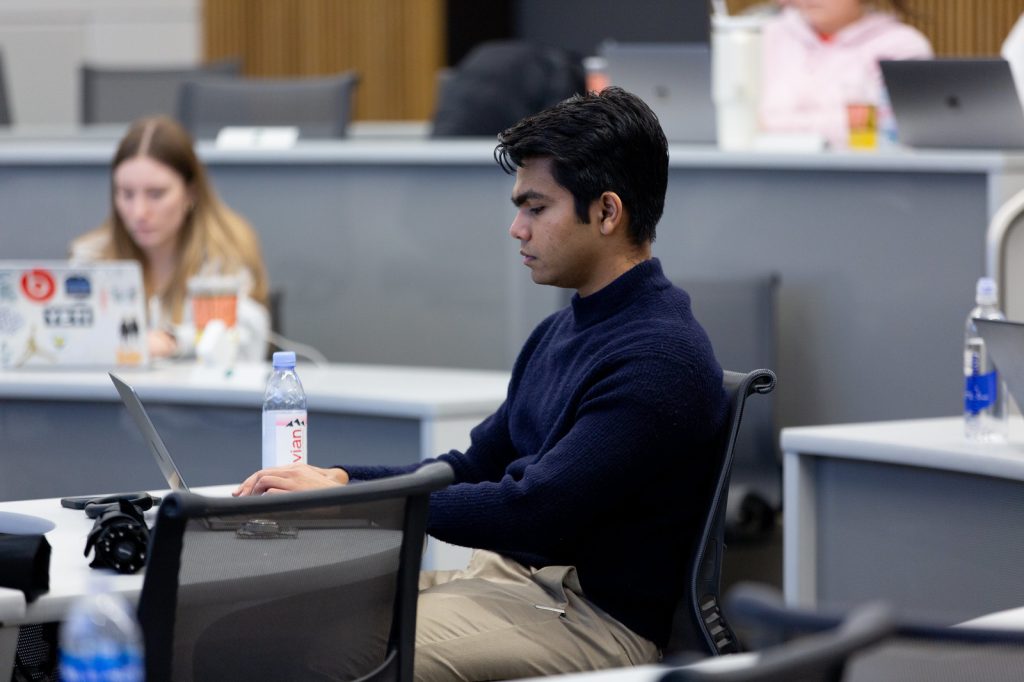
[83,498,151,574]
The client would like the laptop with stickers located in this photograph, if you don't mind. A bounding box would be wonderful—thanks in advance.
[0,260,148,369]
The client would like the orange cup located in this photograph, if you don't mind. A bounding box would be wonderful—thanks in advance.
[187,276,239,331]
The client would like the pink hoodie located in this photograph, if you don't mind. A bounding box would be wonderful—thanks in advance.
[759,7,933,147]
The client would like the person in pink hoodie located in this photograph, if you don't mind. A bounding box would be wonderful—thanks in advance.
[759,0,933,148]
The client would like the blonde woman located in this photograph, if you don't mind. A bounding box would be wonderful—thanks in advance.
[71,116,270,361]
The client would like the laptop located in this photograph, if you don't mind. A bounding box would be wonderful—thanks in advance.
[600,41,717,144]
[0,260,149,369]
[110,373,191,493]
[972,318,1024,413]
[879,58,1024,149]
[110,373,366,530]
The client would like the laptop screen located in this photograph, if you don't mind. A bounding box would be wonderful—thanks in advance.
[880,58,1024,150]
[973,318,1024,414]
[601,41,717,144]
[110,372,189,492]
[0,260,149,369]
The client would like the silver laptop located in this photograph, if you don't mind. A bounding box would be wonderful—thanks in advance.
[0,260,149,369]
[972,318,1024,412]
[601,41,717,144]
[110,373,190,492]
[880,58,1024,149]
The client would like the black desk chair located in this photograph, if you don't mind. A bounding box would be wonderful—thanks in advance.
[666,368,777,657]
[138,461,453,682]
[79,59,242,125]
[723,582,1024,682]
[661,589,894,681]
[681,274,781,541]
[177,70,359,139]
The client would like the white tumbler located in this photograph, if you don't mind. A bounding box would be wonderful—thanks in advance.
[712,14,763,150]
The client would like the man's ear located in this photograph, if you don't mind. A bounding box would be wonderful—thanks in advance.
[596,192,625,236]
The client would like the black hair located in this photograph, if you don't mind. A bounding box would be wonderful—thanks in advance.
[494,86,669,246]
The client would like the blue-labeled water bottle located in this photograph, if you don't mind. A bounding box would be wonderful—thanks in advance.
[964,276,1008,442]
[59,577,144,682]
[262,351,308,468]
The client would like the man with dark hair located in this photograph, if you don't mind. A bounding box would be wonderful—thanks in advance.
[237,87,727,681]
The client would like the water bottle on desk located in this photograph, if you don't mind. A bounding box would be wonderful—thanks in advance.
[59,577,144,682]
[263,351,308,468]
[964,276,1008,442]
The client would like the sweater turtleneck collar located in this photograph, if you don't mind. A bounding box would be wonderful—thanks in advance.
[570,258,668,328]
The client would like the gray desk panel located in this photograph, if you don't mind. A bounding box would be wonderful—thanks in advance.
[0,142,1016,434]
[660,167,985,428]
[0,399,419,501]
[815,457,1024,623]
[207,162,526,369]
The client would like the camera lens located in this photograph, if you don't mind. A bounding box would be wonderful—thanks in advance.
[84,500,150,574]
[92,519,148,574]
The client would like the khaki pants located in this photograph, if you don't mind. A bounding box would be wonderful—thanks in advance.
[414,550,660,682]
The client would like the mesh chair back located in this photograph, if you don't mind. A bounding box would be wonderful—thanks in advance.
[0,49,10,126]
[139,461,453,682]
[667,369,777,656]
[725,582,1024,682]
[80,59,242,125]
[662,594,894,682]
[177,71,358,139]
[847,634,1024,682]
[681,274,780,538]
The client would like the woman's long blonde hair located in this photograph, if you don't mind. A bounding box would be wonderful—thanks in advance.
[80,115,269,324]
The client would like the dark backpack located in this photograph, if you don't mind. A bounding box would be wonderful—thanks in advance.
[430,40,585,138]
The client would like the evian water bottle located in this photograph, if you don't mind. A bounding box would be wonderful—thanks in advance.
[262,351,308,467]
[964,277,1008,442]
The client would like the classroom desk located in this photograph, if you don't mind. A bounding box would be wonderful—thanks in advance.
[782,416,1024,623]
[0,361,508,503]
[0,480,757,682]
[4,136,1024,434]
[0,481,757,682]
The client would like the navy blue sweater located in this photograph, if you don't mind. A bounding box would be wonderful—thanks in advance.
[344,258,727,648]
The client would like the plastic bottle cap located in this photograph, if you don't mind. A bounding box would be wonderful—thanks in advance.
[976,276,998,306]
[272,351,296,369]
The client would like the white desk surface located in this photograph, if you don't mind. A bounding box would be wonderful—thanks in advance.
[963,605,1024,630]
[0,361,509,420]
[510,665,666,682]
[0,485,235,627]
[508,654,760,681]
[0,485,760,681]
[781,416,1024,482]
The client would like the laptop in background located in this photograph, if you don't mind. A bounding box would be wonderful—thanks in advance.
[601,41,717,144]
[880,58,1024,150]
[972,318,1024,413]
[0,260,148,369]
